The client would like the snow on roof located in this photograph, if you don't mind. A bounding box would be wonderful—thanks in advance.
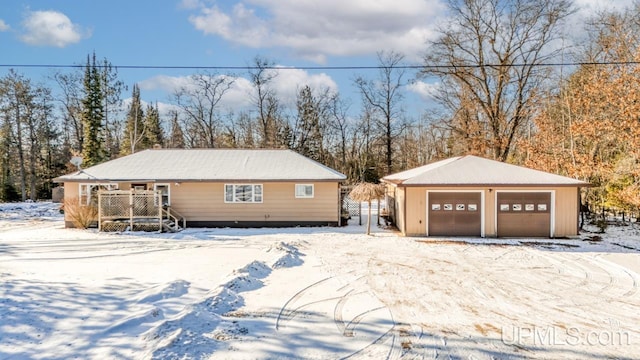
[54,149,347,182]
[382,155,589,186]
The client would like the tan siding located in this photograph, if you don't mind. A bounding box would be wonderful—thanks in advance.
[554,187,580,237]
[405,187,490,236]
[484,189,496,236]
[488,187,579,237]
[395,187,406,235]
[395,185,580,238]
[405,187,426,236]
[62,182,79,223]
[169,182,339,222]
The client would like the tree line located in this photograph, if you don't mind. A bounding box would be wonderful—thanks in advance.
[0,0,638,218]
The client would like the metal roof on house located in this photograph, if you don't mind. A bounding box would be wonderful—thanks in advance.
[381,155,589,186]
[54,149,347,182]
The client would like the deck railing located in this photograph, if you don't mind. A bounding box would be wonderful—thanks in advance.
[162,207,186,231]
[98,190,173,232]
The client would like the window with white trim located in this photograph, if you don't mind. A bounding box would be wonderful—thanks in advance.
[224,184,263,203]
[79,183,118,205]
[154,184,170,206]
[295,184,314,198]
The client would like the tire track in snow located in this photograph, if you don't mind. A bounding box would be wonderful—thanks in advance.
[277,273,430,359]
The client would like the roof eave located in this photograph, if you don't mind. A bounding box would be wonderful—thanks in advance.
[390,182,590,188]
[55,177,346,183]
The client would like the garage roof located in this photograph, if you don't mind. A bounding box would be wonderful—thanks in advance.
[381,155,589,186]
[54,149,347,182]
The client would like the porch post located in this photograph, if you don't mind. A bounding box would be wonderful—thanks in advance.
[158,190,163,232]
[129,190,134,231]
[98,191,102,231]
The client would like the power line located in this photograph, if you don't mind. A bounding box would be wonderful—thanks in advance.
[0,61,640,71]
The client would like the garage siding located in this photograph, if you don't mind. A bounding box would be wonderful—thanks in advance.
[395,187,406,235]
[405,187,426,236]
[554,187,581,237]
[385,184,581,238]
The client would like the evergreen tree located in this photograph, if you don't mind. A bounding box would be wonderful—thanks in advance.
[99,57,126,159]
[167,110,185,148]
[120,84,145,155]
[143,102,164,148]
[81,53,106,167]
[295,85,324,161]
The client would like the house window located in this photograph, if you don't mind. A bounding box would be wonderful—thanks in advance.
[224,184,263,203]
[79,183,118,205]
[154,184,170,206]
[295,184,314,198]
[132,183,147,191]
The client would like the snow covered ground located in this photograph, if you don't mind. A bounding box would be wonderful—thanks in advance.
[1,202,639,359]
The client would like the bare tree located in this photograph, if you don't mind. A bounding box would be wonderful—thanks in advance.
[326,93,353,174]
[248,56,282,148]
[354,51,407,174]
[422,0,573,161]
[0,70,54,201]
[171,72,235,148]
[52,70,84,153]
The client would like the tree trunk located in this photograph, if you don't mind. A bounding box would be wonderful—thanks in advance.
[366,200,372,235]
[14,99,27,202]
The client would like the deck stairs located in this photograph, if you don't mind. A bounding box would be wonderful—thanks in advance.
[161,207,186,233]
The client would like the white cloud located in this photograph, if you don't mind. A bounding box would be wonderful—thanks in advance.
[573,0,635,13]
[138,69,338,110]
[407,80,440,101]
[139,74,256,110]
[269,67,338,106]
[0,19,9,31]
[20,10,89,47]
[178,0,203,10]
[138,75,194,93]
[187,0,445,63]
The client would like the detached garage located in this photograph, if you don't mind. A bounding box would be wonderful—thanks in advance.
[381,155,589,238]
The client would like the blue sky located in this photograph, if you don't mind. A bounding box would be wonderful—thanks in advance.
[0,0,630,121]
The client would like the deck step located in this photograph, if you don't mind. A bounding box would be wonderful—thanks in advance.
[161,219,182,233]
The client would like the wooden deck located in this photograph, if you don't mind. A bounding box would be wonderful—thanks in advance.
[100,217,180,232]
[98,190,185,232]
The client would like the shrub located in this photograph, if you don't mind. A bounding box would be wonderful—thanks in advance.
[595,218,608,233]
[1,182,20,202]
[63,197,98,229]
